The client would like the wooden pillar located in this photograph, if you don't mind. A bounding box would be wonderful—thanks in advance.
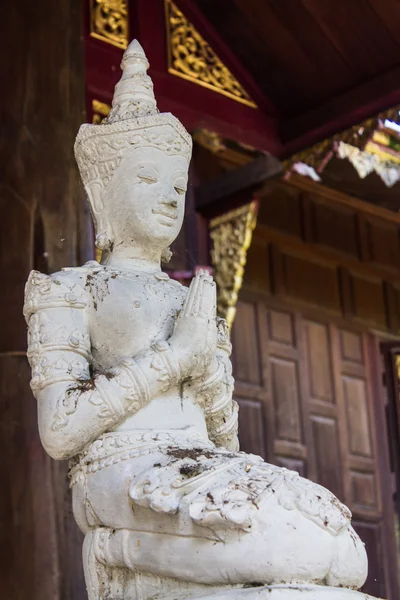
[0,0,91,598]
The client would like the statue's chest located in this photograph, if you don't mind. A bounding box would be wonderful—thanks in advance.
[87,271,186,367]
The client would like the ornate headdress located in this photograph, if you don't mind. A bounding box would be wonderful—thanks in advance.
[74,40,192,192]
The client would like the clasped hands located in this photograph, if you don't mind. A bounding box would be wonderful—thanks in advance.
[169,269,218,381]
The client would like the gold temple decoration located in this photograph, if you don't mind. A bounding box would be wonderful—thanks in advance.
[192,129,227,154]
[95,247,103,263]
[210,201,258,329]
[90,0,128,49]
[364,127,400,166]
[284,104,400,187]
[395,355,400,383]
[192,128,261,171]
[165,0,256,108]
[92,99,111,124]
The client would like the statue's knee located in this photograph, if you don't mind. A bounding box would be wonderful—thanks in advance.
[327,526,368,588]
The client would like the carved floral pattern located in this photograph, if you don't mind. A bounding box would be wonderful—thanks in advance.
[30,354,89,391]
[92,99,111,125]
[165,0,256,108]
[75,117,192,189]
[90,0,128,49]
[210,202,258,329]
[129,446,351,535]
[24,271,87,318]
[283,103,400,188]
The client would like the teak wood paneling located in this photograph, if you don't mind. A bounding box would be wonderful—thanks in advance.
[0,0,90,598]
[232,300,395,598]
[232,177,400,598]
[249,177,400,335]
[309,199,359,259]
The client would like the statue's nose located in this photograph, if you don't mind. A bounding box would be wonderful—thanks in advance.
[161,197,178,208]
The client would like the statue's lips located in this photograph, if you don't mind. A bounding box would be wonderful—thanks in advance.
[152,209,178,221]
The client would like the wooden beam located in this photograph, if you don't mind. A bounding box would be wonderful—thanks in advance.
[282,67,400,156]
[286,174,400,226]
[195,154,283,212]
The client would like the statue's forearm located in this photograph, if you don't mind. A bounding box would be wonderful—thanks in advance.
[195,348,239,452]
[35,340,182,460]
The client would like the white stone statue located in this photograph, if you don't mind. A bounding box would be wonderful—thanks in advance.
[24,40,382,600]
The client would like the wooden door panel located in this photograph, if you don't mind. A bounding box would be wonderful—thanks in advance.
[231,301,262,386]
[311,415,343,499]
[275,456,306,478]
[352,521,387,599]
[237,398,267,459]
[305,321,335,403]
[268,309,296,346]
[340,329,364,364]
[234,298,398,597]
[270,357,302,443]
[342,375,373,457]
[350,471,378,512]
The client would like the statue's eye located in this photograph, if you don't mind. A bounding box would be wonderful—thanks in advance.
[138,175,157,184]
[137,169,158,184]
[174,177,187,195]
[174,186,186,195]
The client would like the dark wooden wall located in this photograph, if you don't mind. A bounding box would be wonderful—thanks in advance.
[232,176,400,598]
[246,175,400,334]
[0,0,91,598]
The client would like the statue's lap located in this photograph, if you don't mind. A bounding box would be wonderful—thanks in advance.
[71,428,367,590]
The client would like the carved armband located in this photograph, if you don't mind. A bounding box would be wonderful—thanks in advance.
[197,317,239,451]
[113,358,151,415]
[200,356,238,446]
[24,271,90,392]
[112,341,181,415]
[150,340,181,392]
[91,376,127,424]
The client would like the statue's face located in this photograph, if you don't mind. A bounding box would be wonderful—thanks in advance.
[104,146,189,250]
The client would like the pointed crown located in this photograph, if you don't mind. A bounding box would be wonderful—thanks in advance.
[74,40,192,190]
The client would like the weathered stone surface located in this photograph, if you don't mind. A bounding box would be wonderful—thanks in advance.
[24,39,380,599]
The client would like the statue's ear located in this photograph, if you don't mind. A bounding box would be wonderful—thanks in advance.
[85,181,104,214]
[161,247,173,264]
[85,182,113,251]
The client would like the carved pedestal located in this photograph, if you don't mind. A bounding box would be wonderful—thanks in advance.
[196,587,380,599]
[84,527,381,600]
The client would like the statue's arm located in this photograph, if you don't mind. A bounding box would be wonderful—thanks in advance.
[196,318,239,452]
[24,270,182,460]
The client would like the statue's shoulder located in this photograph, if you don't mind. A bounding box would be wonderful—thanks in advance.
[23,261,99,320]
[165,275,188,295]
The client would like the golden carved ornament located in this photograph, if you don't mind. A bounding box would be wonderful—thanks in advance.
[395,355,400,382]
[90,0,128,49]
[165,0,256,108]
[210,201,258,329]
[284,103,400,173]
[192,129,227,154]
[92,99,111,125]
